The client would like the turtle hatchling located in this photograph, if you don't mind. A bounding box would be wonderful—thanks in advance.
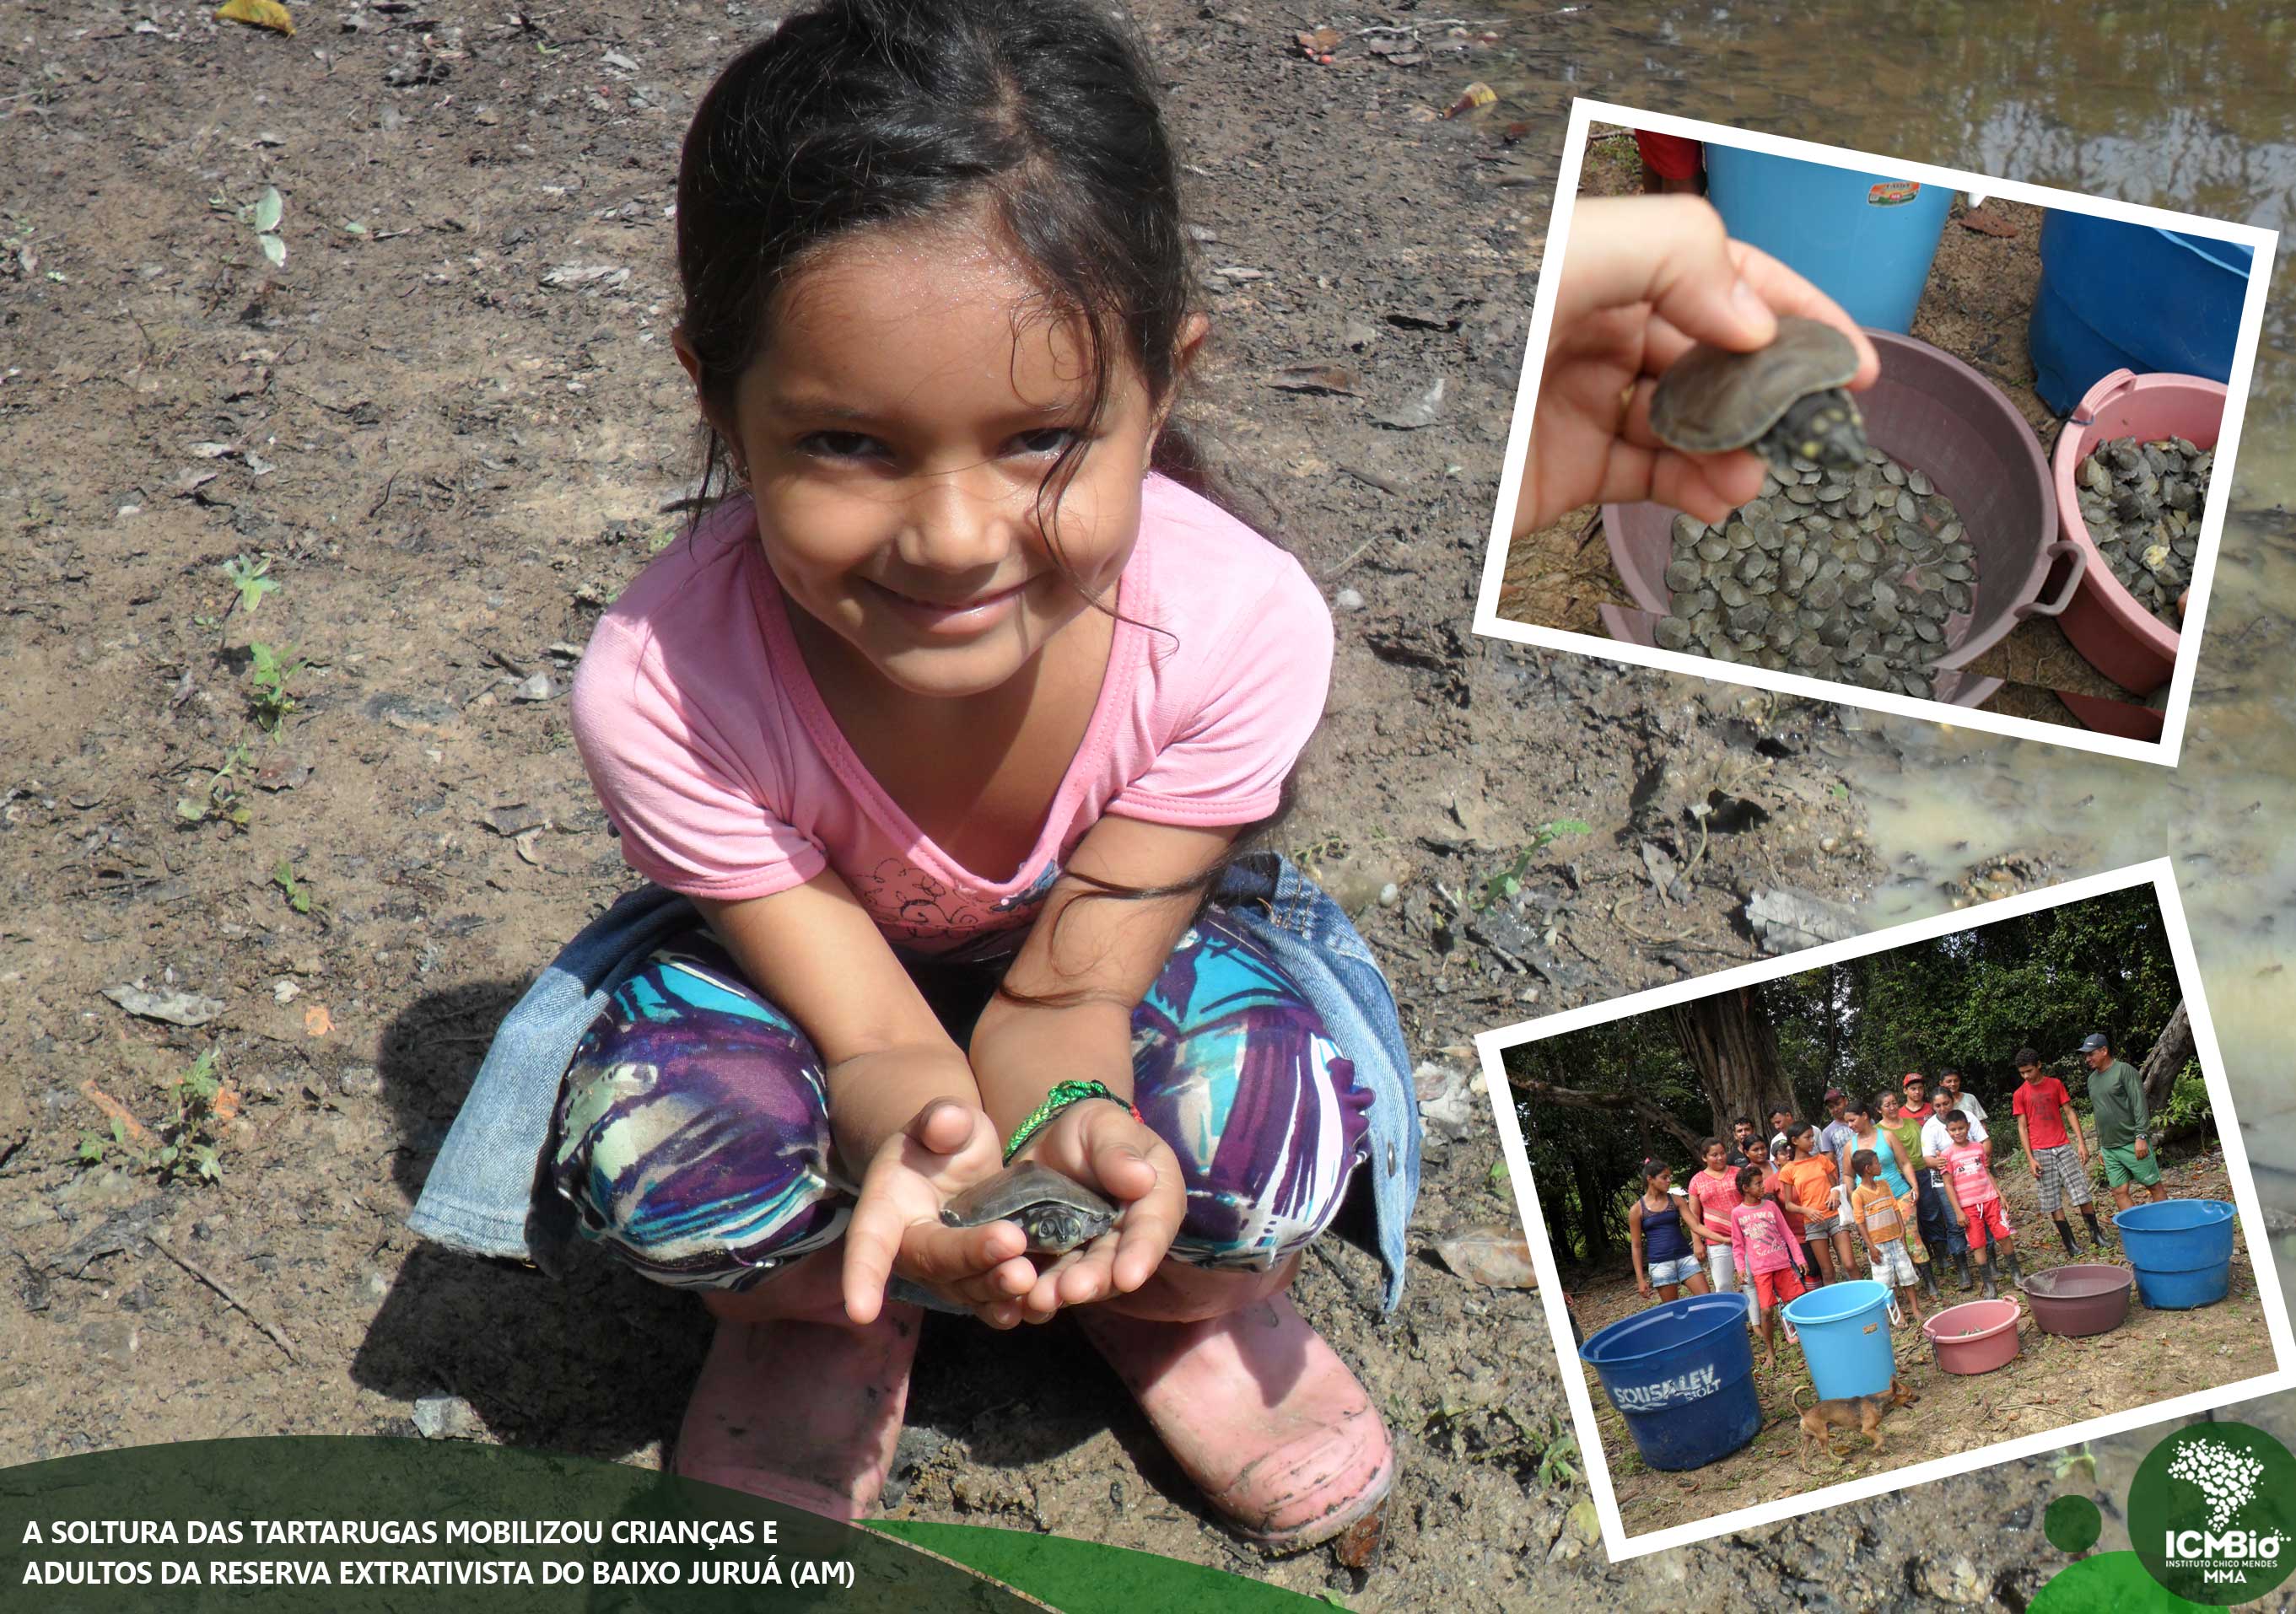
[940,1162,1119,1255]
[1650,315,1868,476]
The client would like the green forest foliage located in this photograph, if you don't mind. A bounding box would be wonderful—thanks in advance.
[1510,886,2190,1266]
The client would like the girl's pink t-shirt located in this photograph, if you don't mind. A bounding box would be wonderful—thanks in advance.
[569,475,1334,958]
[1684,1168,1740,1240]
[1727,1198,1802,1278]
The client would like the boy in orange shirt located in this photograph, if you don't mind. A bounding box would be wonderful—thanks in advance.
[1848,1147,1924,1326]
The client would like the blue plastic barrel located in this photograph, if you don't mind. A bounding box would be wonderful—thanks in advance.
[1704,146,1954,333]
[1780,1279,1897,1400]
[1578,1294,1761,1471]
[2114,1199,2235,1309]
[2029,212,2253,414]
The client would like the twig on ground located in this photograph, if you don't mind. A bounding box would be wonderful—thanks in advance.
[149,1237,299,1363]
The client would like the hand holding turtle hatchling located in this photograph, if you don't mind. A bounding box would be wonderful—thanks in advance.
[1512,196,1878,540]
[985,1094,1185,1325]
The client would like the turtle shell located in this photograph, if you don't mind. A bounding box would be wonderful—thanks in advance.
[1648,316,1862,455]
[940,1161,1119,1255]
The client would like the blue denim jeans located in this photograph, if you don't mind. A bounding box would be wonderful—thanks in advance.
[408,853,1421,1313]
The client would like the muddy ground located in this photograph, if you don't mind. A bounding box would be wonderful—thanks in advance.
[1499,123,2136,730]
[1563,1144,2272,1541]
[0,4,2216,1611]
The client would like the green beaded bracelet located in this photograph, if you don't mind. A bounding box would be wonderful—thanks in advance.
[1003,1079,1141,1165]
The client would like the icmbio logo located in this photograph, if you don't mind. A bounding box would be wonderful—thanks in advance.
[2131,1422,2296,1603]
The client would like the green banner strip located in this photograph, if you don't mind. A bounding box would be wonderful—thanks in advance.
[2033,1551,2220,1613]
[867,1521,1329,1613]
[0,1436,1043,1611]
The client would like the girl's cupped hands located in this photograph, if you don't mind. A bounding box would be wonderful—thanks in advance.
[840,1097,1042,1329]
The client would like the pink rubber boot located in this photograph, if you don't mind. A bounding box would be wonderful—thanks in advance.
[671,1247,920,1522]
[1077,1272,1393,1554]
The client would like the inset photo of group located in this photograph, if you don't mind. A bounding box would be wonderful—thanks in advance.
[1476,100,2279,764]
[1473,860,2295,1558]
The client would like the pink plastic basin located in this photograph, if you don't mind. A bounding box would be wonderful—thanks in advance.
[1921,1298,2023,1375]
[2050,367,2223,697]
[1603,328,2077,707]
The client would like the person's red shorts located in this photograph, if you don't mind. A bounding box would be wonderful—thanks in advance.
[1753,1265,1808,1310]
[1634,130,1704,182]
[1961,1197,2013,1243]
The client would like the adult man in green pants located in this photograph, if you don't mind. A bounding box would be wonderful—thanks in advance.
[2081,1033,2170,1209]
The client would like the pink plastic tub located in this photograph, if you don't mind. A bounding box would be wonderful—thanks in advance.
[1921,1298,2023,1375]
[2050,367,2223,697]
[1603,330,2078,707]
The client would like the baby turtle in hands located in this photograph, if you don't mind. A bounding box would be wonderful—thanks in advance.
[1650,315,1868,477]
[940,1162,1119,1256]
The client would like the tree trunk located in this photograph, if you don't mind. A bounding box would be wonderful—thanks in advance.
[1669,987,1789,1134]
[1572,1151,1612,1267]
[2139,999,2194,1109]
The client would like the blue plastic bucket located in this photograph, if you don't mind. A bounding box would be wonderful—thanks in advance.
[1704,146,1954,334]
[2114,1199,2235,1310]
[1780,1279,1898,1400]
[2029,212,2253,414]
[1578,1294,1761,1471]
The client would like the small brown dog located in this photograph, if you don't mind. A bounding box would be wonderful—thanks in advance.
[1795,1377,1919,1467]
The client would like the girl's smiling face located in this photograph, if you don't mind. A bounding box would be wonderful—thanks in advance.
[679,213,1186,702]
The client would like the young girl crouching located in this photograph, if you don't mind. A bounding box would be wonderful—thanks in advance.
[408,0,1419,1555]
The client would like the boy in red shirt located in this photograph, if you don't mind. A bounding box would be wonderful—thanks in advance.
[2012,1046,2106,1256]
[1941,1111,2024,1297]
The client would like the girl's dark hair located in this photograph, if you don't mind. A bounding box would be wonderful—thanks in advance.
[675,2,1290,998]
[1744,1136,1768,1159]
[674,0,1207,521]
[1641,1158,1669,1184]
[1700,1136,1726,1159]
[1788,1120,1815,1143]
[1843,1098,1871,1122]
[1735,1165,1765,1192]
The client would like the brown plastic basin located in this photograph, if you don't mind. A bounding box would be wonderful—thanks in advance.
[2024,1262,2135,1337]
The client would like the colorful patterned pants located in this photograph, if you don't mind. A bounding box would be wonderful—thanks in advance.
[548,910,1373,1291]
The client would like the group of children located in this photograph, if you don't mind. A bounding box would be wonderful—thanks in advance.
[1624,1058,2133,1369]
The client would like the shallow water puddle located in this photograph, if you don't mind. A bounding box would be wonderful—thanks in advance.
[1484,2,2296,1205]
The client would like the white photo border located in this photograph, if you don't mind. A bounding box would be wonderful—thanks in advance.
[1473,98,2283,770]
[1471,857,2296,1561]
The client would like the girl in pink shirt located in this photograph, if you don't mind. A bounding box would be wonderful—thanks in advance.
[1726,1165,1811,1369]
[536,0,1403,1550]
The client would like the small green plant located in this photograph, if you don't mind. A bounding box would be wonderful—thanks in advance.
[1537,1428,1582,1488]
[77,1050,225,1184]
[272,855,313,915]
[176,743,254,829]
[2158,1062,2211,1133]
[246,641,308,732]
[222,551,280,615]
[1487,1154,1511,1196]
[1466,819,1592,911]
